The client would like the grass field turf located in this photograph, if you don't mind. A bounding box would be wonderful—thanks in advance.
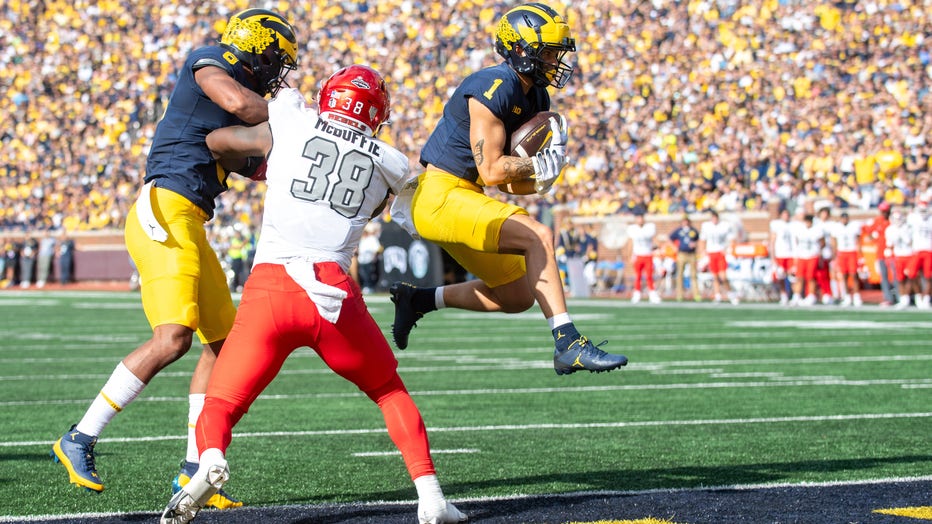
[0,290,929,522]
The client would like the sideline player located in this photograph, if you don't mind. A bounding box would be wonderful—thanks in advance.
[387,2,627,375]
[769,208,795,305]
[626,212,660,303]
[52,9,297,508]
[790,213,825,306]
[160,67,466,524]
[830,212,863,306]
[699,210,739,304]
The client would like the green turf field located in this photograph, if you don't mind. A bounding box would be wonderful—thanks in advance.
[1,291,929,519]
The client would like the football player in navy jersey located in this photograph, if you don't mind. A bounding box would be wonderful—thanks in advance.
[52,9,297,509]
[389,2,627,375]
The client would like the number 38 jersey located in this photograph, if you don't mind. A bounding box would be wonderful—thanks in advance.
[419,63,550,184]
[254,88,410,271]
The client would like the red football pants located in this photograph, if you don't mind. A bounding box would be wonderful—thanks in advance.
[632,255,654,291]
[196,262,435,480]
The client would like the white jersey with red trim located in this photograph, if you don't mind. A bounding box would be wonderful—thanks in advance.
[792,223,824,259]
[831,221,862,254]
[907,211,932,252]
[886,223,914,257]
[254,88,410,271]
[626,222,656,257]
[700,220,733,254]
[769,218,794,258]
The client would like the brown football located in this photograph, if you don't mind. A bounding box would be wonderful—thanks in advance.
[509,111,562,158]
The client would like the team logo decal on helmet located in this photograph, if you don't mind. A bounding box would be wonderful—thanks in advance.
[317,65,391,137]
[495,2,576,88]
[220,8,298,96]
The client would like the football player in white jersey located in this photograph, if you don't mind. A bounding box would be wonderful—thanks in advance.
[886,208,917,309]
[829,212,864,306]
[907,201,932,308]
[160,66,466,524]
[790,213,825,306]
[625,212,660,303]
[769,208,795,305]
[699,210,739,304]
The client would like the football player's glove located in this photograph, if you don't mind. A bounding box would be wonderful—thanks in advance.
[532,148,566,195]
[239,156,267,181]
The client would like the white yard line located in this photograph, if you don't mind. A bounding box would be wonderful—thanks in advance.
[4,412,930,448]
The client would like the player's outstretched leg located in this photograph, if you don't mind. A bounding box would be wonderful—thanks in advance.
[161,452,230,524]
[172,459,242,509]
[553,327,627,375]
[389,282,437,349]
[51,424,103,492]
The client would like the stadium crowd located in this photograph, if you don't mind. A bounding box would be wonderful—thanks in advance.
[1,0,931,243]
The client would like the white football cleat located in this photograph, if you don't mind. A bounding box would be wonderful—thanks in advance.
[852,294,863,307]
[160,457,230,524]
[648,290,661,304]
[418,500,468,524]
[630,290,641,304]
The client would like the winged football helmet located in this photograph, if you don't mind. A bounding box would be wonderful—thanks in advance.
[494,3,576,88]
[220,8,298,96]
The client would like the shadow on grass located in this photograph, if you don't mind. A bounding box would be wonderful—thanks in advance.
[264,453,932,506]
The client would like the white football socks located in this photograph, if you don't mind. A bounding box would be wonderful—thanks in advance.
[76,362,146,436]
[547,312,571,331]
[186,393,205,463]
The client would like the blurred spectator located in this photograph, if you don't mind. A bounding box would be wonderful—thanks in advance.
[3,238,19,287]
[18,235,37,288]
[669,214,701,301]
[356,222,383,294]
[57,232,74,285]
[866,201,899,305]
[227,231,246,293]
[0,0,930,238]
[36,230,57,288]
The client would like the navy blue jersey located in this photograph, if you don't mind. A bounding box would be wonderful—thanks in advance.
[669,225,700,253]
[419,63,550,184]
[145,46,260,218]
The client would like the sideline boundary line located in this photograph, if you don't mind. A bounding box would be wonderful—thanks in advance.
[4,474,930,523]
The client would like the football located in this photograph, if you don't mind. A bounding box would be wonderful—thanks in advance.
[509,111,563,158]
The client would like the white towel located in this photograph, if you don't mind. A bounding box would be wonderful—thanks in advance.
[283,260,348,324]
[135,181,169,242]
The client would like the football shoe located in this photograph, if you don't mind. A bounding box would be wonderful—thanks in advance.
[161,459,230,524]
[51,424,103,492]
[173,460,242,509]
[554,335,627,375]
[389,282,427,349]
[418,500,468,524]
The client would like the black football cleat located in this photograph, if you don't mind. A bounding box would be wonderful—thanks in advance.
[389,282,425,350]
[554,336,627,375]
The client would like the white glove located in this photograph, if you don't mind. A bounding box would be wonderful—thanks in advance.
[549,114,568,156]
[531,114,570,195]
[532,148,567,195]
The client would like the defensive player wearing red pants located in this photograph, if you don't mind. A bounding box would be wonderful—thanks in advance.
[160,66,466,524]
